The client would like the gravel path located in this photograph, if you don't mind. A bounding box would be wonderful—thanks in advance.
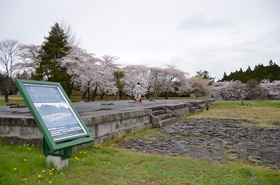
[118,118,280,170]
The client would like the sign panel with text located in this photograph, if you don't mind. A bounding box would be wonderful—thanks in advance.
[16,80,94,152]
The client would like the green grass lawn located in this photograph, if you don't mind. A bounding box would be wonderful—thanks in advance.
[1,100,280,184]
[0,141,279,185]
[216,100,280,107]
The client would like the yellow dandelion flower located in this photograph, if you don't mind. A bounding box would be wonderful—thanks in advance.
[26,144,29,146]
[42,170,46,173]
[49,170,52,172]
[14,168,17,170]
[56,168,59,170]
[52,168,54,171]
[83,152,86,154]
[100,146,103,149]
[18,147,21,149]
[49,173,53,175]
[75,157,80,160]
[23,159,27,162]
[11,142,13,145]
[230,170,233,173]
[82,158,85,161]
[80,151,82,154]
[80,172,83,175]
[49,181,52,184]
[23,178,26,181]
[40,156,42,157]
[32,144,34,147]
[38,175,41,178]
[29,148,31,151]
[24,144,26,147]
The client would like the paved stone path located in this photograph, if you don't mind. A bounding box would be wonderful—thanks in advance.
[0,99,203,117]
[118,118,280,170]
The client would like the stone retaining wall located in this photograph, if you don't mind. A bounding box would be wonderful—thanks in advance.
[0,100,215,149]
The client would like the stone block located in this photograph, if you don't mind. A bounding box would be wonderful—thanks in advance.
[46,156,69,169]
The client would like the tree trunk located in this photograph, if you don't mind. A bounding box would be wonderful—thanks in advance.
[165,91,168,99]
[5,76,10,102]
[87,87,90,102]
[91,85,98,101]
[155,88,159,100]
[100,92,105,100]
[119,89,122,100]
[4,90,9,102]
[154,86,157,99]
[116,92,120,100]
[70,81,75,97]
[82,91,87,99]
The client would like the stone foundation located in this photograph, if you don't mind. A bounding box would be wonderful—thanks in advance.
[0,99,215,150]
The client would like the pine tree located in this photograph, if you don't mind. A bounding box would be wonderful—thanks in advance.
[220,61,280,82]
[33,23,72,96]
[113,71,125,100]
[196,70,215,85]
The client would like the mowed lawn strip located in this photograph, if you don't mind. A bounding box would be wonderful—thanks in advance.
[189,101,280,126]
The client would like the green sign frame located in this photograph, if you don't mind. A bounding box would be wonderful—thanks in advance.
[15,79,94,154]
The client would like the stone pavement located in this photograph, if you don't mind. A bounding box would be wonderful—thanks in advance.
[118,118,280,170]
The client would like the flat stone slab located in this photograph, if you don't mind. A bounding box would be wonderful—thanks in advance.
[118,118,280,170]
[0,99,209,118]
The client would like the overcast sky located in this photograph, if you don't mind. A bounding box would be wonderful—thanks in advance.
[1,0,279,80]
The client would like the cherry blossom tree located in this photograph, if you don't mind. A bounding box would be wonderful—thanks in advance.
[214,80,247,100]
[59,44,100,100]
[187,77,213,98]
[162,65,189,99]
[245,79,268,100]
[146,66,190,99]
[59,48,120,101]
[94,54,120,100]
[260,80,280,100]
[148,67,169,99]
[122,65,149,99]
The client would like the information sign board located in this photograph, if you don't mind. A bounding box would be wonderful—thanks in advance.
[16,80,94,152]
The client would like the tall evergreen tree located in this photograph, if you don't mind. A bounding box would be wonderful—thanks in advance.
[33,23,72,96]
[196,70,215,85]
[220,61,280,83]
[113,71,125,100]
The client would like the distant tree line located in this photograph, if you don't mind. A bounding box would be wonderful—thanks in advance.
[2,21,279,102]
[0,22,214,102]
[221,61,280,83]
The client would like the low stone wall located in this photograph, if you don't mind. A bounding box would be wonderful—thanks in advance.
[83,109,152,144]
[0,99,215,149]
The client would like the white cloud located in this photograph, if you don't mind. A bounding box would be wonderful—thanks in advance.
[0,0,279,81]
[178,13,233,30]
